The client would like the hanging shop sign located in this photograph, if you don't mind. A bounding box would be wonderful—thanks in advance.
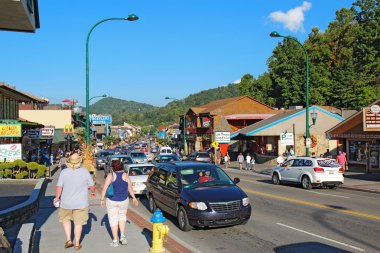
[363,106,380,131]
[201,117,211,128]
[28,129,41,139]
[214,131,231,144]
[280,133,294,146]
[0,144,22,162]
[90,115,112,124]
[0,124,22,137]
[41,128,55,137]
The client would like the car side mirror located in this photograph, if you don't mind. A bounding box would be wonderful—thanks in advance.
[233,177,240,184]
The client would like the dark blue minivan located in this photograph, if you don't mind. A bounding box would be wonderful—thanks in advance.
[146,162,251,231]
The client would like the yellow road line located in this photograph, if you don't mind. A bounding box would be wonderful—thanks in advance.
[244,188,380,221]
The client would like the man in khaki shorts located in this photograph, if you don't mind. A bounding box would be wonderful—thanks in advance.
[54,153,95,250]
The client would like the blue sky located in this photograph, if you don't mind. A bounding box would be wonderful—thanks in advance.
[0,0,354,107]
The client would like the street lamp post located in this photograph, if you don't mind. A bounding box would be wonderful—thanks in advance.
[165,97,187,155]
[270,31,311,156]
[85,15,139,145]
[89,94,107,102]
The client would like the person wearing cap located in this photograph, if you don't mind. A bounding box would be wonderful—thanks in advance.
[100,160,139,247]
[54,153,95,250]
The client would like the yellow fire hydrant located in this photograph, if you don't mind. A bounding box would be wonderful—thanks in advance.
[150,209,170,253]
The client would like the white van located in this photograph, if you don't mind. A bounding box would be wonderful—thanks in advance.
[159,146,173,155]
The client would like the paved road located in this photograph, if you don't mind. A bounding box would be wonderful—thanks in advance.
[96,168,380,253]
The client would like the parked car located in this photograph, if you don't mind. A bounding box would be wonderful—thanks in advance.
[188,151,212,163]
[96,150,114,170]
[271,157,344,189]
[146,162,251,231]
[129,151,149,164]
[159,146,173,155]
[145,152,154,162]
[154,154,181,163]
[125,163,154,195]
[151,147,158,153]
[105,155,134,176]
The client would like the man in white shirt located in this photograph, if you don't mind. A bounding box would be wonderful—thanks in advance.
[276,153,285,165]
[246,153,252,170]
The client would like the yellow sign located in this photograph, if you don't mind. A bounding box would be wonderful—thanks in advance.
[0,124,22,137]
[63,124,74,134]
[212,141,219,148]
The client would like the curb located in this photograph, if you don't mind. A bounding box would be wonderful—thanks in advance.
[340,185,380,195]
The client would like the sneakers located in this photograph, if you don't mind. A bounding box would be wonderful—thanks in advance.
[120,235,128,245]
[110,240,119,247]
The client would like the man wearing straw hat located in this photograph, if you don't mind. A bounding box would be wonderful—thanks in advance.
[54,153,95,250]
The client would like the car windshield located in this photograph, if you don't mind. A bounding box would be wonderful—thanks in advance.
[179,166,234,189]
[112,157,133,164]
[159,155,180,162]
[317,159,340,167]
[128,166,153,176]
[131,153,146,158]
[99,151,113,157]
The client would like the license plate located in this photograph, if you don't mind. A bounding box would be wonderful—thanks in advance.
[329,171,334,174]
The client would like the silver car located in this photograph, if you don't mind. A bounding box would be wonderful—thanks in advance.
[125,164,154,195]
[129,151,148,164]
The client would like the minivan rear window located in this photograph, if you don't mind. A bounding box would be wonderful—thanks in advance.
[317,159,340,167]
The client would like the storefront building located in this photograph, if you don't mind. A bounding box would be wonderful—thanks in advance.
[327,99,380,172]
[180,96,275,153]
[232,106,345,163]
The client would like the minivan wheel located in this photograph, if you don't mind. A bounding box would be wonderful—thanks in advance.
[301,176,312,190]
[177,206,193,231]
[272,173,281,185]
[148,194,156,213]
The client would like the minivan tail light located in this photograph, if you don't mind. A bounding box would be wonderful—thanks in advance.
[314,167,325,173]
[338,167,344,173]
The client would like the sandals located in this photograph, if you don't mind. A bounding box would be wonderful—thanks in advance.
[74,245,82,250]
[64,240,73,248]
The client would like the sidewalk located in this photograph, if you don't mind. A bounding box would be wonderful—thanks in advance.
[32,170,191,253]
[226,161,380,194]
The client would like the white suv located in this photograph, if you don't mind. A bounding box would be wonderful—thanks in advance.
[271,157,344,189]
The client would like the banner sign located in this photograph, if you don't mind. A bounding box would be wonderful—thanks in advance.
[363,106,380,131]
[90,115,112,124]
[0,144,22,162]
[280,133,294,146]
[41,128,55,137]
[214,131,231,144]
[0,124,22,137]
[201,117,211,128]
[28,129,41,139]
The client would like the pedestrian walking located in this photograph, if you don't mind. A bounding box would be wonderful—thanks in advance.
[215,148,221,166]
[54,153,96,250]
[226,152,231,165]
[224,155,229,169]
[237,152,244,170]
[323,149,332,158]
[337,150,348,171]
[246,153,252,170]
[289,147,295,157]
[58,153,69,170]
[100,160,138,247]
[276,153,285,165]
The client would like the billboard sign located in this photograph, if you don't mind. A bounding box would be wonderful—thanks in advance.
[214,131,231,144]
[41,128,55,137]
[0,124,22,137]
[90,115,112,124]
[0,144,22,162]
[28,129,41,139]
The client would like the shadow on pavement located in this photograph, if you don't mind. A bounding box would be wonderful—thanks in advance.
[81,212,97,242]
[344,173,380,182]
[274,242,351,253]
[141,228,153,247]
[100,214,112,240]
